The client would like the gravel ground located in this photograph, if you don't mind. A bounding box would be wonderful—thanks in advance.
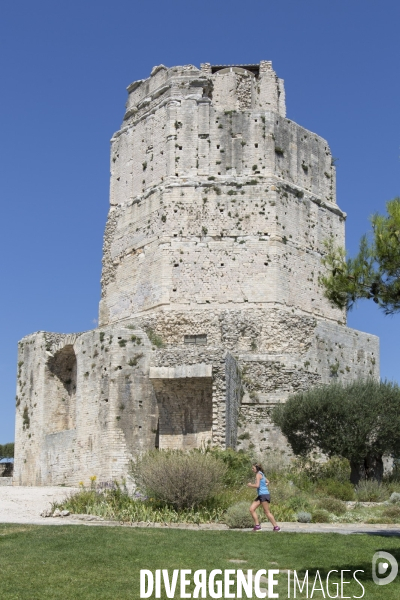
[0,486,78,525]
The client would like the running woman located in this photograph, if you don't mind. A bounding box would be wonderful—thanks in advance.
[248,463,280,532]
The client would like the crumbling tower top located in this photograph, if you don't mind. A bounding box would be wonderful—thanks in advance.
[100,60,339,326]
[199,60,285,115]
[123,60,285,126]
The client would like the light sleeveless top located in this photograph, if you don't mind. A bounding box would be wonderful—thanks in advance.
[257,471,269,495]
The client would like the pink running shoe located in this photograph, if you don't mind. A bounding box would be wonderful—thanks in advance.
[252,525,262,532]
[273,526,281,532]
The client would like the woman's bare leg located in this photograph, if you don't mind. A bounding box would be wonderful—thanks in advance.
[249,500,261,525]
[261,501,278,527]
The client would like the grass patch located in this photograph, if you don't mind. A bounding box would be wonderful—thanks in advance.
[127,353,144,367]
[145,327,164,348]
[1,525,400,599]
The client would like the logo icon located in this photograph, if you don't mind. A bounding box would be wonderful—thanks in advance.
[372,551,398,585]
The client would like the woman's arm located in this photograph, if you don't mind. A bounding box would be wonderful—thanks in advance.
[247,472,262,488]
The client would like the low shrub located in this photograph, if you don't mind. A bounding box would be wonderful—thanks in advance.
[287,495,311,512]
[387,481,400,494]
[365,517,391,524]
[382,505,400,521]
[312,509,330,523]
[291,456,351,485]
[58,489,105,515]
[319,457,351,483]
[355,480,389,503]
[269,480,296,505]
[389,492,400,504]
[224,502,255,529]
[270,504,296,523]
[296,511,311,523]
[260,450,291,479]
[318,479,355,501]
[132,450,227,510]
[145,328,164,348]
[207,448,253,487]
[54,487,225,524]
[317,497,346,515]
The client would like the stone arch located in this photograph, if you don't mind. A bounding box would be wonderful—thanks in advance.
[45,345,77,433]
[214,66,255,77]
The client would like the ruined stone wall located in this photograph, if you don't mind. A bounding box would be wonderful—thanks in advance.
[140,310,378,453]
[136,309,379,385]
[14,327,158,486]
[235,319,379,456]
[132,301,378,455]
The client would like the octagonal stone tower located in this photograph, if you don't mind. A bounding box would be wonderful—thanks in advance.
[14,62,379,486]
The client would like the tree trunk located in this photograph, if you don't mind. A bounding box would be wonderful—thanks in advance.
[350,454,384,484]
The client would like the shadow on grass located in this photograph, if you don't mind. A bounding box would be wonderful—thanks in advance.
[289,546,400,586]
[356,529,400,537]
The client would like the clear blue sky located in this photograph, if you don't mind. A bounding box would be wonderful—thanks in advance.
[1,1,399,443]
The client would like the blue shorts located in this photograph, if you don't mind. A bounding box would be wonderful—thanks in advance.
[256,494,271,503]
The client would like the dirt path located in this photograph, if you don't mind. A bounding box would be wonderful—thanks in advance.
[0,486,78,524]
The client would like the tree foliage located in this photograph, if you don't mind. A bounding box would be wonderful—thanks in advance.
[272,379,400,483]
[321,198,400,314]
[0,443,14,461]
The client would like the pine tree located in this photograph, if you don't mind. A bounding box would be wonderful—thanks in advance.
[321,197,400,314]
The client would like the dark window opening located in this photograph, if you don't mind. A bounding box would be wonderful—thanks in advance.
[211,64,260,77]
[184,334,207,346]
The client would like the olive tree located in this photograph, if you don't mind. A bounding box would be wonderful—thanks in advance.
[272,379,400,484]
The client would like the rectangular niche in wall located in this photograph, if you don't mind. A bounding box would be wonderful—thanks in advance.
[184,334,207,346]
[153,378,212,450]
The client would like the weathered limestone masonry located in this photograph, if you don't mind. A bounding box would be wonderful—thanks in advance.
[14,62,379,486]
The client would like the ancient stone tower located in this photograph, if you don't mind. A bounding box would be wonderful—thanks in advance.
[14,62,379,486]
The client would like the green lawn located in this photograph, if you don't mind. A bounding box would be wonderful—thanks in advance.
[1,524,400,599]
